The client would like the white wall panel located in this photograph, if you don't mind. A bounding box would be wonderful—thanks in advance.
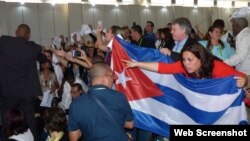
[0,1,8,35]
[93,5,105,28]
[68,3,83,34]
[183,7,196,26]
[128,5,140,27]
[22,3,40,43]
[155,7,168,29]
[105,5,118,28]
[165,7,174,25]
[146,6,157,30]
[116,5,129,27]
[172,6,183,19]
[53,4,69,37]
[154,7,174,29]
[139,6,148,30]
[38,3,54,46]
[196,8,212,34]
[82,5,94,26]
[5,2,23,36]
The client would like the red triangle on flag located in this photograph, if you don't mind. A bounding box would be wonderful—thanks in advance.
[112,38,163,101]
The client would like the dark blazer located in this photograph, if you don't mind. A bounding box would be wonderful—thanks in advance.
[131,36,156,49]
[0,36,46,98]
[170,36,197,62]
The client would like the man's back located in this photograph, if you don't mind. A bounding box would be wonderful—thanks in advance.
[68,85,133,141]
[0,35,43,98]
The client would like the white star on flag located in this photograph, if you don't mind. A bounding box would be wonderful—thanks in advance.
[115,68,132,89]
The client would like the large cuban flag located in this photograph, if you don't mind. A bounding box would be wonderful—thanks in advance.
[111,37,248,138]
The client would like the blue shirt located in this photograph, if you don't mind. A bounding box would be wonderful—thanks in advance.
[199,40,235,60]
[68,85,133,141]
[144,32,157,43]
[172,37,188,53]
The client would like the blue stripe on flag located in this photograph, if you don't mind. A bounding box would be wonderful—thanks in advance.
[174,74,239,95]
[132,109,170,137]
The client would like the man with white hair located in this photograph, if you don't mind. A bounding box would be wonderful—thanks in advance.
[224,17,250,88]
[160,17,197,61]
[224,14,250,123]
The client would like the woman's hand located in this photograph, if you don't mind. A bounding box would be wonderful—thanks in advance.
[234,76,246,88]
[122,60,138,68]
[76,49,88,61]
[54,50,65,57]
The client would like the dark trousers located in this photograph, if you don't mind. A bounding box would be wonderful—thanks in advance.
[0,97,37,140]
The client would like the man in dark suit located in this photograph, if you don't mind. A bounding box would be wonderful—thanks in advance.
[160,17,197,61]
[0,24,46,140]
[130,25,156,49]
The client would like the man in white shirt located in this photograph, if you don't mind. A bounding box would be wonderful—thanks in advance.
[224,17,250,88]
[58,70,88,112]
[160,17,197,62]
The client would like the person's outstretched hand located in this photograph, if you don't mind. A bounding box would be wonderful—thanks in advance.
[122,60,138,68]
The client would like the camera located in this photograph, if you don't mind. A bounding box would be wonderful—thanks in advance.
[72,50,82,57]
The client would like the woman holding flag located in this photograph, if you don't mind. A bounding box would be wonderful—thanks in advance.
[125,43,247,88]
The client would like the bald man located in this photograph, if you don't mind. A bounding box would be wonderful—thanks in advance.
[0,24,47,140]
[68,63,134,141]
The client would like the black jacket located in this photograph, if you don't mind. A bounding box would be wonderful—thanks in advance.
[0,36,47,98]
[170,36,197,62]
[131,36,156,49]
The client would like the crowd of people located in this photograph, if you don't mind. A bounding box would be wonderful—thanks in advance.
[0,12,250,141]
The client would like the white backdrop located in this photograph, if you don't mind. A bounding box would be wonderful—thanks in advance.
[0,1,249,46]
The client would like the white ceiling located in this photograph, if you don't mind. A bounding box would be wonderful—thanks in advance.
[0,0,250,8]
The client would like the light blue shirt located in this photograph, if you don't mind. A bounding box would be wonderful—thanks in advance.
[199,40,235,60]
[172,37,188,53]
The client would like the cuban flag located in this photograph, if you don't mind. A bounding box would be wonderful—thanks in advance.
[111,37,247,138]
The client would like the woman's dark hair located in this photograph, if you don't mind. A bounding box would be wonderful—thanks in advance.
[64,66,75,80]
[159,27,174,50]
[213,19,225,28]
[205,26,224,52]
[39,58,54,72]
[4,109,29,137]
[181,43,218,79]
[43,107,67,132]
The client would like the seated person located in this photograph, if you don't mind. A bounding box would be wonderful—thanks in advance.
[3,109,34,141]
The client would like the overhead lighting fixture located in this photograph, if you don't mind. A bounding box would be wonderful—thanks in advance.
[232,1,235,7]
[194,0,197,6]
[171,0,175,5]
[214,0,217,6]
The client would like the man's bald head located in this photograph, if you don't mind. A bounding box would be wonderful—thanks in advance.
[15,24,30,41]
[89,63,112,81]
[88,63,114,88]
